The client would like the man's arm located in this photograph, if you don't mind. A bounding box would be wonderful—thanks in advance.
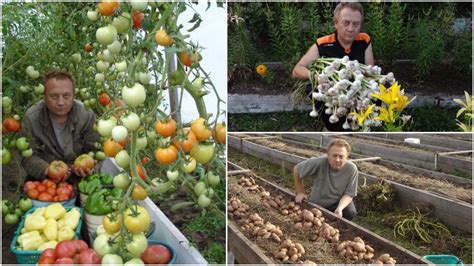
[293,167,306,203]
[20,116,50,180]
[334,194,353,218]
[365,43,375,66]
[292,44,320,80]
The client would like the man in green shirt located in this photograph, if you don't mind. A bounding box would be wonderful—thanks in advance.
[293,138,358,220]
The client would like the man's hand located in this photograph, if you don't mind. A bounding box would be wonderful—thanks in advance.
[44,167,71,183]
[295,193,307,204]
[71,165,94,178]
[334,208,343,218]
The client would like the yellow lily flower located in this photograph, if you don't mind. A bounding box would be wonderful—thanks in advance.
[350,104,375,126]
[371,82,401,105]
[375,104,395,123]
[395,94,416,111]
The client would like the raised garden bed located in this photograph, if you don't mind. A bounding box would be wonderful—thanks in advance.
[280,133,473,178]
[228,163,429,264]
[228,149,473,263]
[229,134,473,233]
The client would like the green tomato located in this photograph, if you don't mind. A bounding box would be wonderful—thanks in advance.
[4,213,18,225]
[190,142,214,164]
[125,233,148,257]
[2,200,10,215]
[166,170,179,181]
[96,25,117,46]
[2,148,11,165]
[95,151,106,161]
[18,198,32,212]
[114,150,130,169]
[102,254,123,265]
[198,194,211,208]
[93,234,116,257]
[71,53,82,64]
[193,182,207,196]
[34,84,44,94]
[16,137,29,151]
[87,10,98,21]
[21,148,33,158]
[2,97,12,109]
[181,156,196,174]
[14,208,22,217]
[113,173,130,189]
[122,83,146,108]
[112,12,131,34]
[124,258,145,266]
[207,171,220,186]
[7,139,16,149]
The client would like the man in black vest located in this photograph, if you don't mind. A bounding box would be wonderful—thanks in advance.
[292,2,375,131]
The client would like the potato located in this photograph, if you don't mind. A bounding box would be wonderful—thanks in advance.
[337,242,347,252]
[357,252,365,261]
[366,245,374,253]
[378,254,391,262]
[282,209,289,215]
[254,220,263,226]
[294,222,303,230]
[374,260,383,265]
[274,251,286,260]
[353,237,364,244]
[331,235,340,242]
[263,232,271,239]
[282,256,289,262]
[252,227,261,236]
[313,219,322,227]
[353,242,366,253]
[303,222,313,228]
[290,254,299,262]
[272,234,281,242]
[257,228,268,236]
[273,228,283,236]
[302,210,314,221]
[288,202,295,208]
[295,243,305,254]
[364,253,374,260]
[339,249,346,257]
[281,239,292,248]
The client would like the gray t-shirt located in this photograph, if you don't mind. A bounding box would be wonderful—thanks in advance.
[50,116,67,152]
[295,155,358,208]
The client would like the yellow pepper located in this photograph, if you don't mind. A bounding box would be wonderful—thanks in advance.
[44,218,58,241]
[61,208,81,230]
[37,241,58,251]
[24,215,46,231]
[57,226,75,241]
[17,231,44,250]
[44,203,66,220]
[31,207,46,217]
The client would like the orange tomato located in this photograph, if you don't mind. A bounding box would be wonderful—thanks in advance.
[38,192,53,202]
[178,51,192,67]
[103,139,123,157]
[3,118,20,133]
[84,43,93,53]
[190,118,212,141]
[172,128,196,153]
[46,187,56,196]
[131,185,147,200]
[141,156,150,165]
[98,1,119,16]
[213,123,226,144]
[130,163,146,180]
[36,184,46,193]
[154,146,178,165]
[154,29,173,46]
[155,118,176,137]
[23,181,36,193]
[57,194,69,201]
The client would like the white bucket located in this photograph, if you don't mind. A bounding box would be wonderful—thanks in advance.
[79,193,88,208]
[84,212,104,241]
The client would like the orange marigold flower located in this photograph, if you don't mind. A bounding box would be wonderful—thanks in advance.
[256,64,267,75]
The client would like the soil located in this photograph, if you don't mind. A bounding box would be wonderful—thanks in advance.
[228,61,471,96]
[228,174,419,264]
[228,150,473,264]
[232,134,472,203]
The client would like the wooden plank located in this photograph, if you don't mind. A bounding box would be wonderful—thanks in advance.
[230,166,430,264]
[228,169,252,176]
[228,222,274,264]
[351,157,381,162]
[382,134,472,150]
[437,155,472,177]
[229,136,473,232]
[228,93,312,113]
[438,150,473,156]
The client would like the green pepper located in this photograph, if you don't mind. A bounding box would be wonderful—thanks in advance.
[78,179,88,194]
[85,189,112,215]
[99,173,113,185]
[109,187,124,198]
[85,179,102,195]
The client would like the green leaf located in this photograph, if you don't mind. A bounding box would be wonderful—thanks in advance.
[188,18,202,32]
[456,108,466,118]
[188,13,200,23]
[170,201,195,212]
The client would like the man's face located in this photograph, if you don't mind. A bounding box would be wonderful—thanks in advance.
[335,7,362,44]
[327,145,349,171]
[44,78,74,118]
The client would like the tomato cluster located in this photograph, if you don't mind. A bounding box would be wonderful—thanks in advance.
[38,240,100,265]
[24,179,74,202]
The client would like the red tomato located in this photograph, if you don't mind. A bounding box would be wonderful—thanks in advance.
[36,184,46,193]
[73,154,95,173]
[72,240,89,253]
[38,193,53,202]
[37,256,55,265]
[54,257,74,264]
[56,187,68,196]
[99,92,111,106]
[24,181,36,193]
[55,241,77,259]
[46,187,56,196]
[27,189,39,200]
[40,248,56,259]
[79,249,101,264]
[58,182,68,188]
[130,163,146,180]
[44,180,57,189]
[3,118,20,133]
[141,245,172,264]
[141,156,150,165]
[47,160,69,183]
[53,196,59,202]
[132,11,144,29]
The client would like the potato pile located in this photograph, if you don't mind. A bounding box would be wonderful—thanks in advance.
[262,195,286,210]
[312,223,340,242]
[374,253,397,265]
[228,197,250,219]
[272,239,305,262]
[281,201,301,218]
[241,213,283,242]
[294,208,325,229]
[252,222,284,243]
[336,237,375,262]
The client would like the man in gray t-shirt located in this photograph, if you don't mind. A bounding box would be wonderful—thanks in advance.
[293,138,358,220]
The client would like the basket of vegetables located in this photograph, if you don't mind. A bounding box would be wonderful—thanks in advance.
[23,179,76,207]
[78,172,113,208]
[10,204,83,264]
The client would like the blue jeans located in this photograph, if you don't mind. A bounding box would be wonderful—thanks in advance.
[325,201,358,220]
